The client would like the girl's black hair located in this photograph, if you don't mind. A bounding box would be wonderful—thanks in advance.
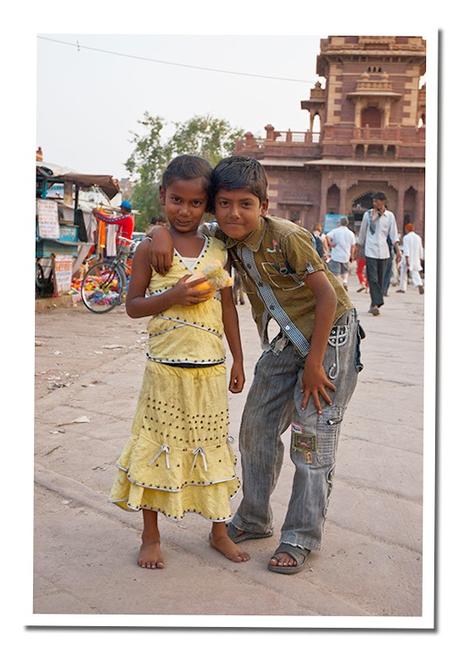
[161,154,213,191]
[210,156,268,210]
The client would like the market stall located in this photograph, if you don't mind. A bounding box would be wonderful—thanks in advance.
[35,161,120,300]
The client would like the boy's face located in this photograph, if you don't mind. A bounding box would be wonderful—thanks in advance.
[214,188,268,241]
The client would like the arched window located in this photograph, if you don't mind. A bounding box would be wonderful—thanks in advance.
[361,106,382,128]
[312,114,321,142]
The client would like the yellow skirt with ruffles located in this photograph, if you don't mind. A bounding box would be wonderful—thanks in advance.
[110,361,240,522]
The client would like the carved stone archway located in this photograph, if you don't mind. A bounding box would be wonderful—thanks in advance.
[326,184,340,213]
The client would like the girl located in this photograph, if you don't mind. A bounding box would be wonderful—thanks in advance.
[110,155,249,568]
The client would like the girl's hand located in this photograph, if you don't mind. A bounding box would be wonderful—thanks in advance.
[169,275,214,305]
[301,358,335,413]
[229,360,245,393]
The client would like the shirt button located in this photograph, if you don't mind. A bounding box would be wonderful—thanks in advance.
[247,264,252,269]
[285,325,291,331]
[269,305,275,310]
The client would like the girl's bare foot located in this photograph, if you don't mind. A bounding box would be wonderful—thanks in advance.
[210,523,250,563]
[138,539,165,569]
[138,510,164,569]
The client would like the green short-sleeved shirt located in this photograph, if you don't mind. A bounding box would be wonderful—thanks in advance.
[206,215,353,347]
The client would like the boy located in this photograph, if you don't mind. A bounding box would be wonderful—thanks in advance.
[148,156,364,574]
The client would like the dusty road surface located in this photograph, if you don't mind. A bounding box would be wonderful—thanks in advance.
[34,276,425,619]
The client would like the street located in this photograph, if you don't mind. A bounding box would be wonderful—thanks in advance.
[34,275,424,618]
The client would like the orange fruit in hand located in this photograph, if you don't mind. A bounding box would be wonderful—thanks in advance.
[185,272,215,298]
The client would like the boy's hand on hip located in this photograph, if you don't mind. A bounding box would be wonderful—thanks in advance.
[301,359,335,413]
[229,360,245,393]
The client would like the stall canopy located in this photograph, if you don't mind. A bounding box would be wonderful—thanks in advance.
[36,162,120,199]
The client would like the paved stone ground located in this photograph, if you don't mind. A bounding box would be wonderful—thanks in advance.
[34,276,424,618]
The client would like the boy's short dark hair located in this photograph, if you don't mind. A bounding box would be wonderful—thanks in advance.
[373,191,387,201]
[161,154,213,191]
[150,215,167,225]
[210,156,268,210]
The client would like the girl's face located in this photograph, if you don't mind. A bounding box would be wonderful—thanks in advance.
[160,177,208,234]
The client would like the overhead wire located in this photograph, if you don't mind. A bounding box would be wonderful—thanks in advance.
[37,35,319,85]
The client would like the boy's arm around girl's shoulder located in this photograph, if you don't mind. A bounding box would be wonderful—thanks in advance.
[126,239,213,318]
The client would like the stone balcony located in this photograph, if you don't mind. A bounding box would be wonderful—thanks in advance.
[234,126,322,159]
[350,126,425,144]
[321,124,425,160]
[354,79,396,94]
[234,123,425,163]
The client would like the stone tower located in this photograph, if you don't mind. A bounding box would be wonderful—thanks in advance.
[235,35,426,234]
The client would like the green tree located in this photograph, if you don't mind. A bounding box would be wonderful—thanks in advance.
[125,113,244,231]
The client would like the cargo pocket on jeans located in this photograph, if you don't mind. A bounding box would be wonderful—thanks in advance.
[315,406,343,466]
[355,322,365,373]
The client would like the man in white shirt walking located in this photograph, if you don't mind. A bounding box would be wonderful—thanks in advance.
[327,216,356,290]
[397,223,424,294]
[356,192,401,316]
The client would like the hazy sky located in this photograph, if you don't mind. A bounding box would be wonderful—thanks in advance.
[37,34,324,179]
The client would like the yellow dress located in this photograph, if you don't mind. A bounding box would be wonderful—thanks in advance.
[110,235,240,522]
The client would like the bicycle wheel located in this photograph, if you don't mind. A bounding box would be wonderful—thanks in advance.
[81,261,124,313]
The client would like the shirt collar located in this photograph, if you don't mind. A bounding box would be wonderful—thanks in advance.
[224,217,266,252]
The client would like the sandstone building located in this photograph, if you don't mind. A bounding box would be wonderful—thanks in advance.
[235,36,426,234]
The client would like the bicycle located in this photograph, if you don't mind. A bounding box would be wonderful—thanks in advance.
[80,236,137,313]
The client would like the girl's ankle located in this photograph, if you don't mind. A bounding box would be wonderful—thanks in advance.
[142,533,160,544]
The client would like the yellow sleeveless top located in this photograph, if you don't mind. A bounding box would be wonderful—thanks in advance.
[146,235,227,365]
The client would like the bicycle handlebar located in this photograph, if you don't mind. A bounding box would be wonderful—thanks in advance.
[118,236,134,244]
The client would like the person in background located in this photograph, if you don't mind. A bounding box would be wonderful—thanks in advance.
[93,199,135,255]
[289,214,325,261]
[355,249,368,293]
[313,223,330,262]
[396,223,425,294]
[326,217,356,291]
[356,192,401,316]
[116,200,135,245]
[232,268,245,305]
[383,221,402,297]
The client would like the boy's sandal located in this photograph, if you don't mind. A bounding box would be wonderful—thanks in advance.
[227,522,273,543]
[268,543,310,575]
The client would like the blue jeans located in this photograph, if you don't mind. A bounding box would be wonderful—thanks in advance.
[232,309,363,551]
